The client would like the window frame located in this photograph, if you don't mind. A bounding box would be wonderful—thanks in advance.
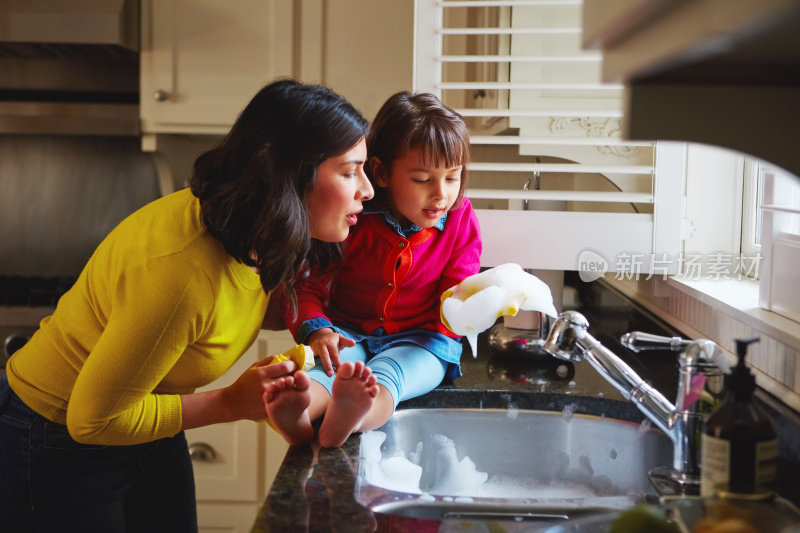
[739,158,763,279]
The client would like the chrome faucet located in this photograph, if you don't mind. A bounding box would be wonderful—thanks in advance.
[542,311,724,494]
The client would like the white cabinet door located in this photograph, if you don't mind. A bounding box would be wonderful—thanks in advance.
[296,0,414,121]
[140,0,294,134]
[186,342,262,502]
[256,331,294,486]
[186,329,294,530]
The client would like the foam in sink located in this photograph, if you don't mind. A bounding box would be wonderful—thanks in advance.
[360,428,615,501]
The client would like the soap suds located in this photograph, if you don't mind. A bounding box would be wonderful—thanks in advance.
[561,403,577,422]
[506,403,518,419]
[418,434,489,494]
[361,428,626,500]
[440,263,558,357]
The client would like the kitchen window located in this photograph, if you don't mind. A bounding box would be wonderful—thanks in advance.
[413,0,684,275]
[412,0,800,335]
[757,163,800,323]
[740,159,763,262]
[739,160,800,279]
[679,146,800,317]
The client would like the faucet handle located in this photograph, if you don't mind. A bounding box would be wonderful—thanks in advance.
[681,339,727,371]
[620,331,690,353]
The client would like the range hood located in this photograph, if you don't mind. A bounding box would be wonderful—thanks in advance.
[0,0,138,54]
[0,0,140,136]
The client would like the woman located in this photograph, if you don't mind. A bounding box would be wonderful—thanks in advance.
[0,79,374,533]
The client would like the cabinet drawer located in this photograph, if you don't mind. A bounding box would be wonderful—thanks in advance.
[188,420,261,501]
[140,0,294,134]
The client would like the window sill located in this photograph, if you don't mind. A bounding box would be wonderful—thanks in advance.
[604,275,800,412]
[666,277,800,350]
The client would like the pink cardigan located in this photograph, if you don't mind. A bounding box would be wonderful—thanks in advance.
[286,199,482,339]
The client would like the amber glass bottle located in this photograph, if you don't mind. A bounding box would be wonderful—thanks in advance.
[700,337,777,498]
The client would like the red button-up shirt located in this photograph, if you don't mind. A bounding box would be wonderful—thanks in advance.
[286,199,482,339]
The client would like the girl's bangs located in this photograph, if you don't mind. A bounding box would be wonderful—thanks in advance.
[413,125,469,169]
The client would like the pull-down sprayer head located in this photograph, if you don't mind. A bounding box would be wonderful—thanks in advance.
[542,310,589,362]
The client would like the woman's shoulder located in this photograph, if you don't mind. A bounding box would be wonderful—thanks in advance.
[92,188,222,284]
[109,189,205,248]
[131,188,199,224]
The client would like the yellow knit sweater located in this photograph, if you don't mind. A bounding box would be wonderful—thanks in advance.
[7,188,268,445]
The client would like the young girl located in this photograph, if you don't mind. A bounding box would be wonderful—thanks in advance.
[266,91,482,448]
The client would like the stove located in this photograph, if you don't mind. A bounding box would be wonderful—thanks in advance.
[0,276,75,372]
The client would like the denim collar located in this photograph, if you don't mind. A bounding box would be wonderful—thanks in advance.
[363,205,447,238]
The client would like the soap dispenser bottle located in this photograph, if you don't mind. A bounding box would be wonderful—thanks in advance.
[700,337,777,498]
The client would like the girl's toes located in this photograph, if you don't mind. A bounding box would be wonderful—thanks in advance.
[358,364,372,380]
[337,361,356,379]
[293,370,310,390]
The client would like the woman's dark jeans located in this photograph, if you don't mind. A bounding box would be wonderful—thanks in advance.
[0,375,198,533]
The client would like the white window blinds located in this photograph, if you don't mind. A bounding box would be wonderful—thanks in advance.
[413,0,685,275]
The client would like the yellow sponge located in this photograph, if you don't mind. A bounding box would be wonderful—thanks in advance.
[269,344,315,371]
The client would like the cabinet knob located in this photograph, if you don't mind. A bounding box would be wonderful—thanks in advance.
[188,442,218,462]
[153,89,171,102]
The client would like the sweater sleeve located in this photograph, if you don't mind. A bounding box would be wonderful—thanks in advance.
[66,259,213,445]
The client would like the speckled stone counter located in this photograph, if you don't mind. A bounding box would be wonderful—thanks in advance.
[250,276,800,533]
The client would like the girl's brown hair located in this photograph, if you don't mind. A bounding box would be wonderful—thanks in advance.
[366,91,470,209]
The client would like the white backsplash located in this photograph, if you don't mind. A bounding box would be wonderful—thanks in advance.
[606,276,800,413]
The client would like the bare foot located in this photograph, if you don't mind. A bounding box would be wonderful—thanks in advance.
[317,361,379,448]
[264,371,315,445]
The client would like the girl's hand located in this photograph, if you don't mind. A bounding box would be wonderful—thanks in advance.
[307,328,355,376]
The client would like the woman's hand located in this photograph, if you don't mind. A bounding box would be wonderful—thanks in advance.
[180,355,297,430]
[307,328,355,376]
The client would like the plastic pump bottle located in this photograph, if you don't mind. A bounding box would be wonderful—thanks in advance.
[700,337,777,498]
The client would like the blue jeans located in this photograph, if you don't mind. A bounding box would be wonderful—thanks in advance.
[0,375,198,533]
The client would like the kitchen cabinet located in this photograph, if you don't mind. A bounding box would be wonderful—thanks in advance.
[581,0,800,177]
[140,0,414,137]
[295,0,415,123]
[139,0,294,135]
[186,329,294,533]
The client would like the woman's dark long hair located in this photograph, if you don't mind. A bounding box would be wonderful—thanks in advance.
[190,79,368,308]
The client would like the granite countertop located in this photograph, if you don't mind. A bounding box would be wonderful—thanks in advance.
[251,276,800,533]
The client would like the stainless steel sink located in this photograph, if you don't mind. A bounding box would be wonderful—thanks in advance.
[355,407,672,521]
